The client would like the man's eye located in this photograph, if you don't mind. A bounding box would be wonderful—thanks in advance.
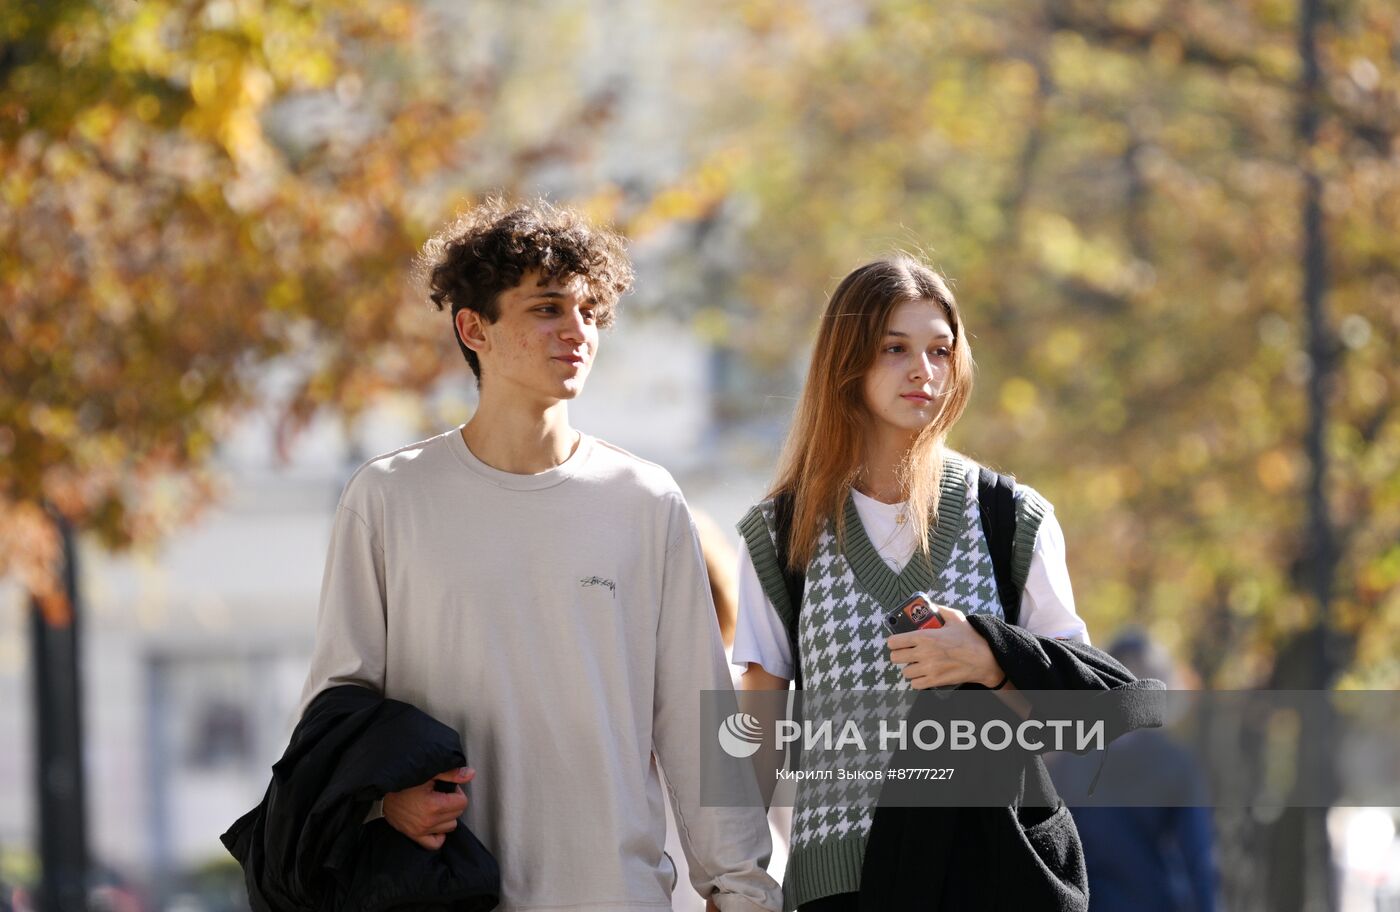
[581,309,596,323]
[535,306,558,315]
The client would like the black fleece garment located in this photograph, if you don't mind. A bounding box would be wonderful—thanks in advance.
[222,685,500,912]
[857,616,1166,912]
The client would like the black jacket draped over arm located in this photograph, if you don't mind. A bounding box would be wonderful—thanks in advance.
[858,617,1166,912]
[221,685,500,912]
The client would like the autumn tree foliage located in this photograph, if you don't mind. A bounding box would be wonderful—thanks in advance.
[710,0,1400,688]
[0,0,633,603]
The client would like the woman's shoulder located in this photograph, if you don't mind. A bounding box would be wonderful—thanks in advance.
[737,495,781,548]
[951,450,1055,515]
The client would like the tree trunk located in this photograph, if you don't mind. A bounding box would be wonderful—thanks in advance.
[1258,0,1343,908]
[30,512,90,912]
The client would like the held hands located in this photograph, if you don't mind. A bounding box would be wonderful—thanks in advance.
[383,766,474,850]
[887,606,1002,689]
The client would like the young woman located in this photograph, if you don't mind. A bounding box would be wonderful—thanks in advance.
[732,256,1133,911]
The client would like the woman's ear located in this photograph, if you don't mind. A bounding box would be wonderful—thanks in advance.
[455,308,490,356]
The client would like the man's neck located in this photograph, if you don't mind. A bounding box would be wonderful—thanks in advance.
[461,397,579,475]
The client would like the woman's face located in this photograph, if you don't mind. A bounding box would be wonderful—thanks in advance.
[861,298,955,438]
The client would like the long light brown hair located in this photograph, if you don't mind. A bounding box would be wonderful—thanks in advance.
[771,256,974,572]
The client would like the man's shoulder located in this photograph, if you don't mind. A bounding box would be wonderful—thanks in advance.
[585,437,683,499]
[340,430,458,499]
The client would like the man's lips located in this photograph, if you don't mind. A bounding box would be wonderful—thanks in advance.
[554,354,586,365]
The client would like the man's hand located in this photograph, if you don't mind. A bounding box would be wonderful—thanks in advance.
[382,767,474,850]
[887,606,1002,689]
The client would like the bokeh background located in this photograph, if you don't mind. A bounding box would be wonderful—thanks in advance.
[2,0,1398,909]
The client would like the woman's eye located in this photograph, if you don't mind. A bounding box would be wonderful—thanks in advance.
[884,345,905,354]
[933,347,952,358]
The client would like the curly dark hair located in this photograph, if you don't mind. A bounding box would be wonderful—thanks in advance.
[418,198,634,384]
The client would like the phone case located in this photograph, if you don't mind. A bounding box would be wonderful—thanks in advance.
[883,593,946,635]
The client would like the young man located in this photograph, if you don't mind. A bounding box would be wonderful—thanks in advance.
[298,200,781,912]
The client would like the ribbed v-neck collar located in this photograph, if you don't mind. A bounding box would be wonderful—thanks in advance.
[840,452,969,611]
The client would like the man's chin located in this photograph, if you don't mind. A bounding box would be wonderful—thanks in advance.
[555,379,588,399]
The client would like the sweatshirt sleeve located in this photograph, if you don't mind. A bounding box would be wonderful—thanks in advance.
[651,497,782,912]
[297,489,389,716]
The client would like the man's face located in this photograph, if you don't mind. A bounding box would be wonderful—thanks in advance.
[460,270,600,403]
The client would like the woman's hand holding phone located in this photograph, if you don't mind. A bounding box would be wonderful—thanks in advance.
[886,604,1003,690]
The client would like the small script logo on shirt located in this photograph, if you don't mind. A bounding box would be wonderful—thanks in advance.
[579,576,616,598]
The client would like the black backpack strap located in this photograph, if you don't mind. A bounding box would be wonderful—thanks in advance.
[772,490,806,690]
[977,466,1021,626]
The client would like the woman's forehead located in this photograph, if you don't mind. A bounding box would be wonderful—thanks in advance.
[884,298,953,336]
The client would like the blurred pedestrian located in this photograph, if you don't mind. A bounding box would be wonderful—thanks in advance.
[1046,628,1218,912]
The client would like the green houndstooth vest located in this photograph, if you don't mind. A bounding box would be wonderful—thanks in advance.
[737,452,1051,910]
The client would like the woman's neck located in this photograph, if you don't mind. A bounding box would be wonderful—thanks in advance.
[857,427,920,504]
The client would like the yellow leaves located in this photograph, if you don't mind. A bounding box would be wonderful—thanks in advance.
[630,152,739,239]
[1026,211,1138,296]
[1257,448,1299,493]
[999,376,1038,417]
[189,55,233,108]
[134,94,162,122]
[74,103,118,143]
[1083,467,1125,510]
[1040,327,1083,370]
[28,405,80,444]
[1358,547,1400,599]
[376,2,416,40]
[1192,480,1228,517]
[109,2,178,76]
[1353,368,1388,410]
[1093,398,1126,433]
[41,141,85,179]
[693,307,732,346]
[1027,211,1079,275]
[1177,434,1210,472]
[994,58,1039,99]
[267,277,302,312]
[1228,579,1264,617]
[1148,32,1183,68]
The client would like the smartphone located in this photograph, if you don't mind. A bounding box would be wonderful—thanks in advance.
[883,593,946,635]
[885,593,959,698]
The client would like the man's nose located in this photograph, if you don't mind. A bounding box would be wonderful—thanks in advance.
[559,307,587,342]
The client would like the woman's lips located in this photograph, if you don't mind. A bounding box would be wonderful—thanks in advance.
[901,393,932,403]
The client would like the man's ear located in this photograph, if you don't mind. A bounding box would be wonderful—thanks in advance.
[455,308,490,357]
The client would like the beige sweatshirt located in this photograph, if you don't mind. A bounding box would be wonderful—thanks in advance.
[299,428,780,912]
